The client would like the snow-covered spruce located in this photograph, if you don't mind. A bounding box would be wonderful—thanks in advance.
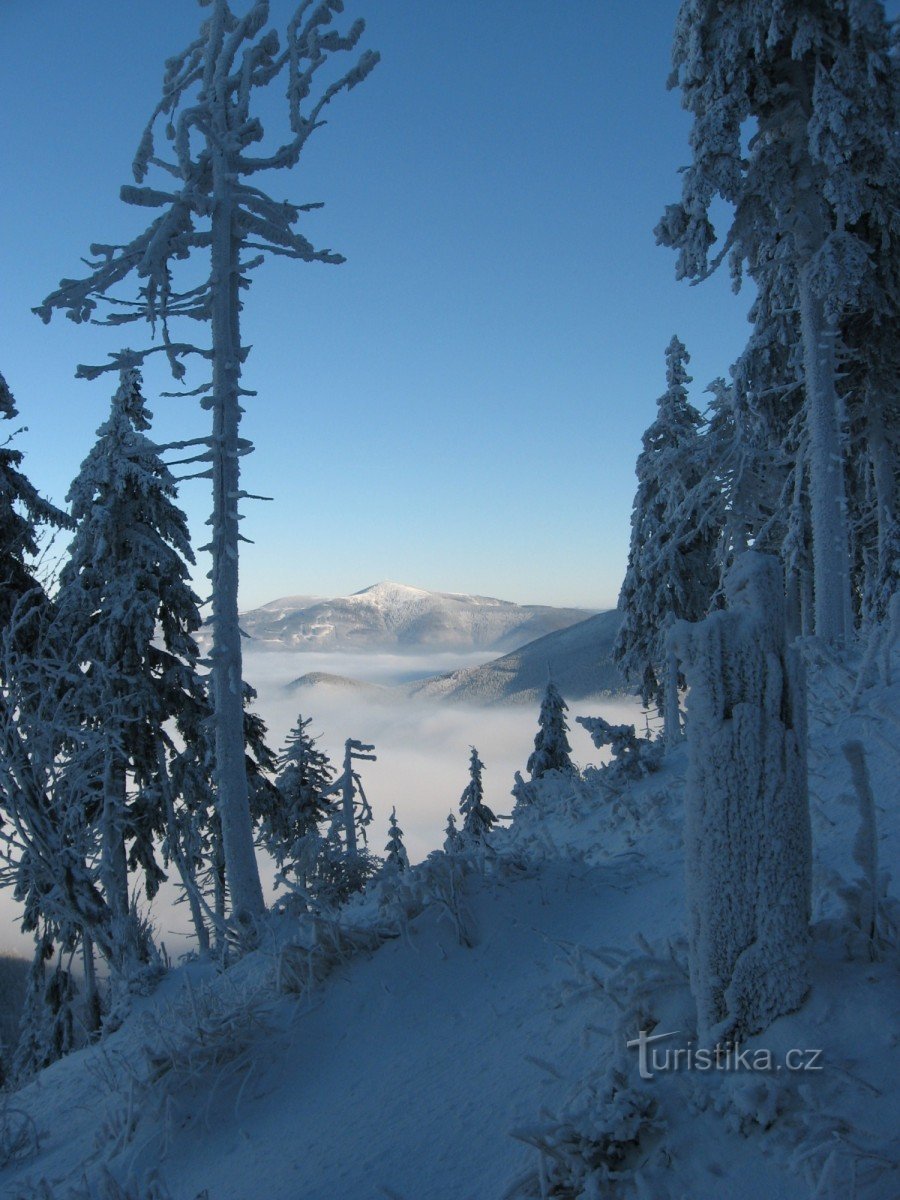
[257,713,335,892]
[614,336,721,744]
[459,747,496,844]
[0,370,68,630]
[53,368,206,978]
[673,552,812,1040]
[658,0,899,642]
[383,807,410,875]
[36,1,379,930]
[526,677,575,779]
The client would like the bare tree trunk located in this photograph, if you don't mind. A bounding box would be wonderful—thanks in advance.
[81,934,102,1035]
[664,631,681,748]
[100,753,130,927]
[208,144,265,928]
[799,266,852,642]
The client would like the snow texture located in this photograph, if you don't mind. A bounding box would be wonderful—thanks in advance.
[674,552,812,1040]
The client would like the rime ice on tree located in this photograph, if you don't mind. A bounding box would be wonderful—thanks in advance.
[658,1,899,642]
[35,0,378,928]
[383,808,410,875]
[614,337,719,742]
[260,713,335,887]
[673,552,811,1040]
[55,367,206,973]
[0,371,67,628]
[527,677,574,779]
[459,748,496,844]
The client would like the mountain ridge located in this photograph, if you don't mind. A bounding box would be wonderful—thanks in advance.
[237,581,598,655]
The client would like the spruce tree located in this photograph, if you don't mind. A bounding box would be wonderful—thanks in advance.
[614,338,720,741]
[0,372,66,626]
[443,812,461,854]
[55,367,205,966]
[383,808,410,875]
[459,748,496,844]
[260,714,335,876]
[657,0,899,641]
[527,677,574,779]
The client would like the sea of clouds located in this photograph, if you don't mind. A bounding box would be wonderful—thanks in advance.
[0,647,643,957]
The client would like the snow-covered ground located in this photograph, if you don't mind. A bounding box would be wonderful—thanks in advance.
[1,637,897,1199]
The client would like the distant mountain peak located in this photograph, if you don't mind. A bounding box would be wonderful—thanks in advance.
[236,584,599,654]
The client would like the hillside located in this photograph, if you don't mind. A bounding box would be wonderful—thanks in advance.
[236,582,597,654]
[4,635,896,1199]
[407,607,626,704]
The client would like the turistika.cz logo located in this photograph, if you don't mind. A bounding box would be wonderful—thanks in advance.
[626,1029,824,1080]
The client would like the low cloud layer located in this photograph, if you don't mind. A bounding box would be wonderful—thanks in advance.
[0,648,643,957]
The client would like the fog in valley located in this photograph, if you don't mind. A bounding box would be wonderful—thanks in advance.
[0,646,643,958]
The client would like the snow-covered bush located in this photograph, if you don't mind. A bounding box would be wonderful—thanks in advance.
[133,973,277,1134]
[0,1098,39,1169]
[575,715,662,783]
[276,914,387,999]
[510,1069,665,1199]
[416,849,479,949]
[14,1168,174,1200]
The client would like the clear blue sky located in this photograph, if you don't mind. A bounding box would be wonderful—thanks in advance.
[2,1,758,611]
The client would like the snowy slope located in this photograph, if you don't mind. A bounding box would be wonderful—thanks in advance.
[407,608,626,704]
[285,671,395,700]
[4,637,898,1200]
[236,581,597,654]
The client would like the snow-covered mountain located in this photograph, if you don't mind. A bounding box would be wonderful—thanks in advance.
[406,608,626,704]
[286,671,393,701]
[238,581,597,654]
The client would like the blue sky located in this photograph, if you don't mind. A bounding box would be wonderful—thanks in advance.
[2,0,758,611]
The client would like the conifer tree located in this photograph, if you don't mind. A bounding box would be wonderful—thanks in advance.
[459,748,496,843]
[259,714,335,878]
[526,677,574,779]
[54,367,205,963]
[443,812,461,854]
[0,372,66,627]
[36,0,379,927]
[383,807,410,875]
[614,338,720,741]
[657,0,899,641]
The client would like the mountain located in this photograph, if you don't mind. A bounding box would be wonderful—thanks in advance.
[286,672,394,701]
[406,608,626,705]
[238,581,597,654]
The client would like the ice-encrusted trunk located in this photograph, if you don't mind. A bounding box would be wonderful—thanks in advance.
[674,552,811,1041]
[866,396,898,612]
[208,142,265,928]
[663,631,681,748]
[100,753,130,932]
[340,745,359,862]
[798,266,852,642]
[81,934,101,1035]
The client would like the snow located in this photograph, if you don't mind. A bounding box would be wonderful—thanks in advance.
[4,630,898,1198]
[234,583,598,655]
